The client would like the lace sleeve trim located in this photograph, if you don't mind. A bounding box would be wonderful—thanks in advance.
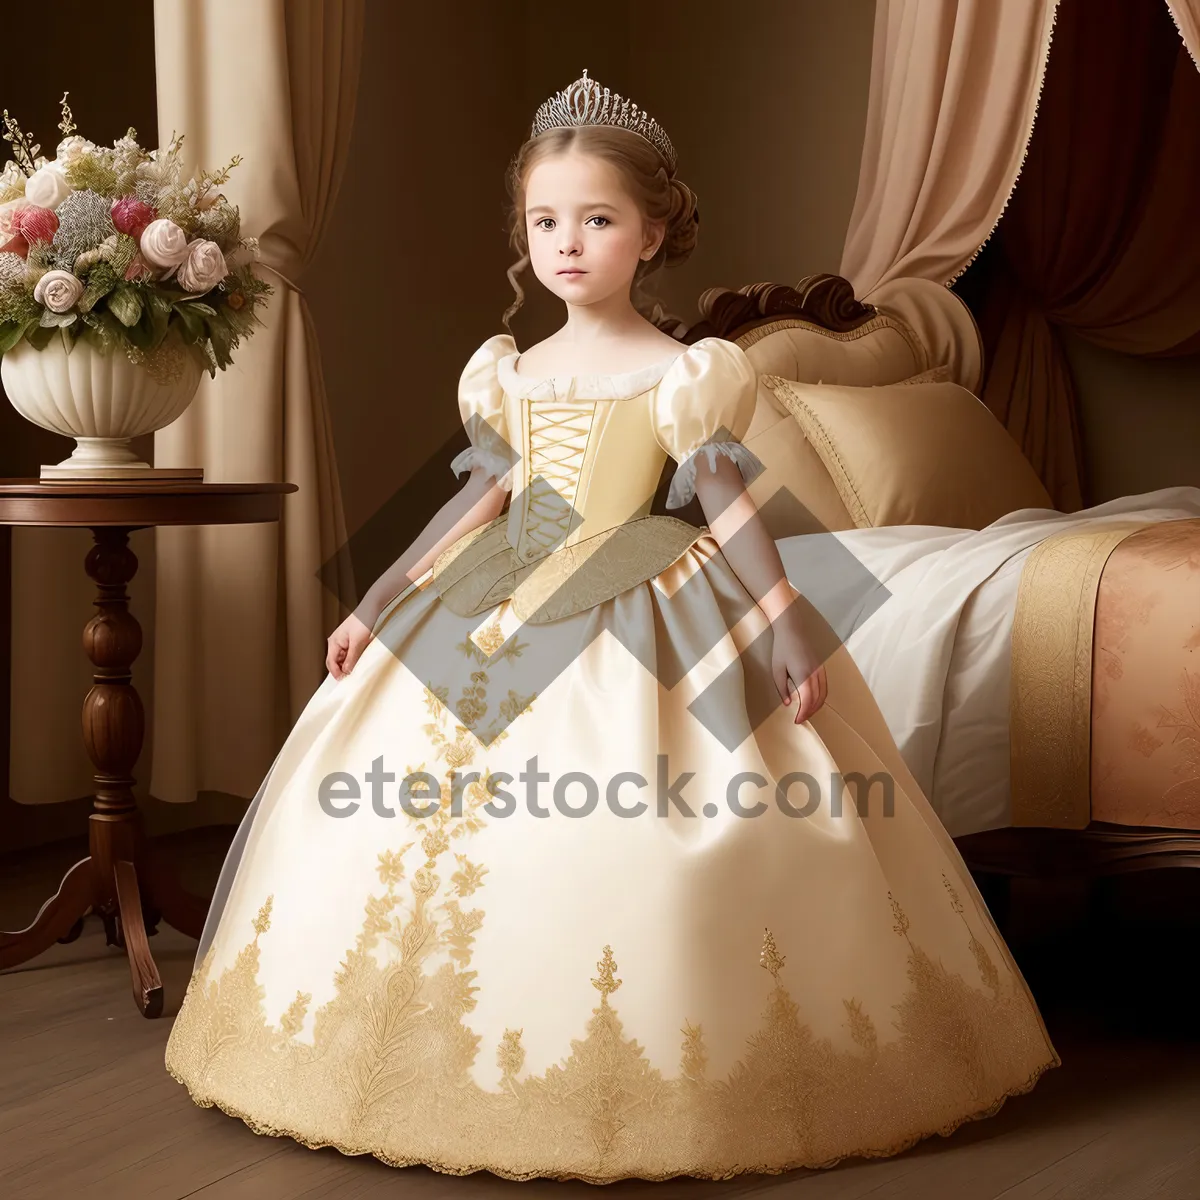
[450,447,514,493]
[665,441,764,509]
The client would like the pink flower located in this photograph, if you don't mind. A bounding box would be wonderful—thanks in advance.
[0,233,28,259]
[111,196,157,239]
[124,251,152,282]
[17,206,58,245]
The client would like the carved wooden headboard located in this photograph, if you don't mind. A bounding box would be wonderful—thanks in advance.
[673,273,983,392]
[673,274,879,344]
[651,273,985,528]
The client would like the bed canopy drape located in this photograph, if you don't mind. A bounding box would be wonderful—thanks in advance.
[840,0,1200,512]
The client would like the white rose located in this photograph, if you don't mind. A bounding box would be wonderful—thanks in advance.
[33,269,84,313]
[55,136,97,167]
[176,238,228,293]
[139,218,191,271]
[24,163,72,210]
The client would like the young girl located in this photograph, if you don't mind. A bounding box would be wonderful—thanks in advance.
[166,69,1060,1183]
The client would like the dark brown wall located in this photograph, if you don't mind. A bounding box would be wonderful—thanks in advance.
[1067,333,1200,501]
[307,0,879,535]
[0,0,159,478]
[1,0,160,850]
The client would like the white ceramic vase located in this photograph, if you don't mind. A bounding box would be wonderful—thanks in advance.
[1,331,204,478]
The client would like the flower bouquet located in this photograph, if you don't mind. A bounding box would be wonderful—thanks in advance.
[0,94,273,479]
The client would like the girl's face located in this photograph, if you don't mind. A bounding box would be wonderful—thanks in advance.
[524,150,665,309]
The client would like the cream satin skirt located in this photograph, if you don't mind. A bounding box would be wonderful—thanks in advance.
[165,535,1060,1184]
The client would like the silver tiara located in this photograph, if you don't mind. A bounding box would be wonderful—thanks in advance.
[530,68,677,175]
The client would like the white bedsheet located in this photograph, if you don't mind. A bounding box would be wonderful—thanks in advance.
[777,486,1200,838]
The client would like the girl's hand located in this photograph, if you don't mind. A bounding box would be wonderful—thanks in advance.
[769,608,829,725]
[327,609,378,680]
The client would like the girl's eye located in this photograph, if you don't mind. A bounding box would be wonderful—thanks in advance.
[533,216,608,230]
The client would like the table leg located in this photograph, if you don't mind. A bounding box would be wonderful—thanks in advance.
[1,523,10,806]
[80,525,166,1017]
[0,526,209,1016]
[0,856,94,968]
[114,859,163,1018]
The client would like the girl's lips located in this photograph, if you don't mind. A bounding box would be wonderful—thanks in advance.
[558,270,586,275]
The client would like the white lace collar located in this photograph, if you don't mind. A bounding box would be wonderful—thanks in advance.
[495,338,704,401]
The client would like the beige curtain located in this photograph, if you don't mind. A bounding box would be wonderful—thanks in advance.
[1165,0,1200,65]
[839,0,1060,298]
[151,0,361,804]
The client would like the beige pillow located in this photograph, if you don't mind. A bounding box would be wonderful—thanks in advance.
[758,375,1054,529]
[742,380,856,536]
[893,364,952,385]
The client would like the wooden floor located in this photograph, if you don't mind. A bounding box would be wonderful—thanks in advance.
[2,828,1199,1200]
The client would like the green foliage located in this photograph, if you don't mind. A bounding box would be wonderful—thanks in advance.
[25,322,58,350]
[25,243,54,273]
[1,258,275,370]
[0,283,37,325]
[109,233,139,277]
[221,295,256,340]
[153,191,200,235]
[106,285,143,327]
[64,153,120,198]
[0,317,37,353]
[195,153,242,194]
[205,307,235,370]
[77,261,119,314]
[79,307,123,354]
[234,260,272,297]
[131,288,171,350]
[194,200,240,250]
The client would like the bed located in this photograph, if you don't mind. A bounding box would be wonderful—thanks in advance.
[666,274,1200,904]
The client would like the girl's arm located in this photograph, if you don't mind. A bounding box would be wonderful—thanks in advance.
[693,454,828,723]
[356,467,507,626]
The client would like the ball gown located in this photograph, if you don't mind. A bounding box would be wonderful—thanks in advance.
[165,333,1061,1183]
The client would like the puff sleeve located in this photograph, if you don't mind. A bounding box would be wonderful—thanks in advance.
[651,337,764,509]
[449,334,516,492]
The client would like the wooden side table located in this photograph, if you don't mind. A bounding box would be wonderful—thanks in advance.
[0,479,297,1017]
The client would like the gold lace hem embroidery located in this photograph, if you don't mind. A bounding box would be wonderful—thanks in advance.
[166,560,1061,1184]
[165,1052,1059,1185]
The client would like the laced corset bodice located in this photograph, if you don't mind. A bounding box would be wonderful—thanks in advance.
[521,400,595,559]
[438,333,763,620]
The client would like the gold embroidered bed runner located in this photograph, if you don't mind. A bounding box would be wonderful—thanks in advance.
[1009,519,1158,828]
